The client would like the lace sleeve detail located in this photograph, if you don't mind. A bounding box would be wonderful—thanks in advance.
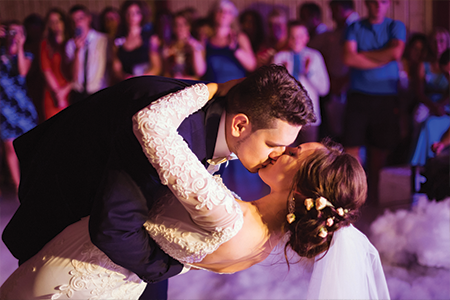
[132,84,243,260]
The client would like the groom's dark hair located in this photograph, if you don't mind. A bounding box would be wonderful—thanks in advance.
[225,64,316,131]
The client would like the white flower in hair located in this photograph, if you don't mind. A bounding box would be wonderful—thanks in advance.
[336,207,348,216]
[318,227,328,238]
[326,217,334,227]
[315,197,330,211]
[304,198,314,211]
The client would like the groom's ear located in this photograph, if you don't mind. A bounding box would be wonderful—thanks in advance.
[230,113,251,138]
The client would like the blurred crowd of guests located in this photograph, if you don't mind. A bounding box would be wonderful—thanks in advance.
[0,0,449,202]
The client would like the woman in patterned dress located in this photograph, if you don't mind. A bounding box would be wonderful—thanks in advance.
[0,20,38,191]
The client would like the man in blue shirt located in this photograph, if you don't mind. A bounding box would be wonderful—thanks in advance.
[343,0,406,204]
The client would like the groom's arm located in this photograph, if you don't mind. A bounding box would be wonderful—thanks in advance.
[89,165,183,283]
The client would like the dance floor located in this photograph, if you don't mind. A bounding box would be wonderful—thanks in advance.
[1,175,449,299]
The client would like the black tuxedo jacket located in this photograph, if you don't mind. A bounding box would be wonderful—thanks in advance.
[2,76,223,283]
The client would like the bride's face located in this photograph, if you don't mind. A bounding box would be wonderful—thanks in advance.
[259,142,324,191]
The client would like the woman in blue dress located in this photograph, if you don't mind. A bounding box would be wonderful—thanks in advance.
[0,20,38,191]
[411,28,450,167]
[203,0,265,200]
[202,0,256,83]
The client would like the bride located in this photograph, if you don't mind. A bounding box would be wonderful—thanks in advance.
[0,83,389,299]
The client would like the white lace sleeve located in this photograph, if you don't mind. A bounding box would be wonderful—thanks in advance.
[132,84,243,262]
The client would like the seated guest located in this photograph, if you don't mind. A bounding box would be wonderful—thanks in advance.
[411,49,450,166]
[413,28,450,126]
[411,28,450,168]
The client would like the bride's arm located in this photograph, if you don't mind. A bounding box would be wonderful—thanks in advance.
[132,84,243,235]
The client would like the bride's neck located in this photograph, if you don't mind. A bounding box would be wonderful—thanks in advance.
[252,191,290,235]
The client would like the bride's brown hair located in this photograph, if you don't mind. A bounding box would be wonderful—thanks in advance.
[284,139,367,259]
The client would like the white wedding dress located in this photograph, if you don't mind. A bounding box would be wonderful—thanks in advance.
[0,84,390,300]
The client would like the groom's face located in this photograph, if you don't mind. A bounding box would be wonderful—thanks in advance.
[233,118,302,173]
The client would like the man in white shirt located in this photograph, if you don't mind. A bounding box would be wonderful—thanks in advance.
[273,21,330,143]
[66,4,108,104]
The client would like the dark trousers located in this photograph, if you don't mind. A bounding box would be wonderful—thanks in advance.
[139,279,168,300]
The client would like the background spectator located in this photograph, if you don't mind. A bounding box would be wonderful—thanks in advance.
[412,27,450,126]
[394,33,428,164]
[410,28,449,168]
[343,0,406,204]
[298,2,328,44]
[256,8,288,68]
[274,20,329,143]
[112,0,161,81]
[99,6,121,40]
[40,7,72,120]
[309,0,359,142]
[23,13,45,123]
[153,8,173,48]
[99,6,121,86]
[191,17,213,47]
[162,9,206,79]
[421,52,450,201]
[238,9,264,54]
[0,20,38,191]
[202,0,256,83]
[66,4,108,104]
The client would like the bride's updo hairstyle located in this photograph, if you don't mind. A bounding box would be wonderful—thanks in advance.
[285,138,367,259]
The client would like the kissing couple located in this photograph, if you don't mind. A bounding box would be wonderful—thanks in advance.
[1,65,389,299]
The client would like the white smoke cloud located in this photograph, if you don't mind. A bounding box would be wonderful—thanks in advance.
[371,196,450,269]
[168,196,450,300]
[370,195,450,300]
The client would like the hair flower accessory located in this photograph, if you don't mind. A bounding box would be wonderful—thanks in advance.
[315,196,333,211]
[336,207,348,217]
[326,217,334,227]
[287,197,296,224]
[286,213,296,224]
[304,198,314,211]
[318,227,328,238]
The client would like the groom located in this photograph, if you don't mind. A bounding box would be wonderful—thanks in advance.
[2,65,315,299]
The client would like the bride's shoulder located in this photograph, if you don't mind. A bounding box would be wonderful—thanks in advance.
[196,202,270,273]
[224,201,269,255]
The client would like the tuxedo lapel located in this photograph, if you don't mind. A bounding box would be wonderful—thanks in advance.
[203,96,225,165]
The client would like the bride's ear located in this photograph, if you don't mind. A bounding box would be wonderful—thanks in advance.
[230,114,251,138]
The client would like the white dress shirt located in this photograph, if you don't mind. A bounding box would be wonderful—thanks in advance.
[66,29,108,94]
[273,47,330,125]
[206,111,236,174]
